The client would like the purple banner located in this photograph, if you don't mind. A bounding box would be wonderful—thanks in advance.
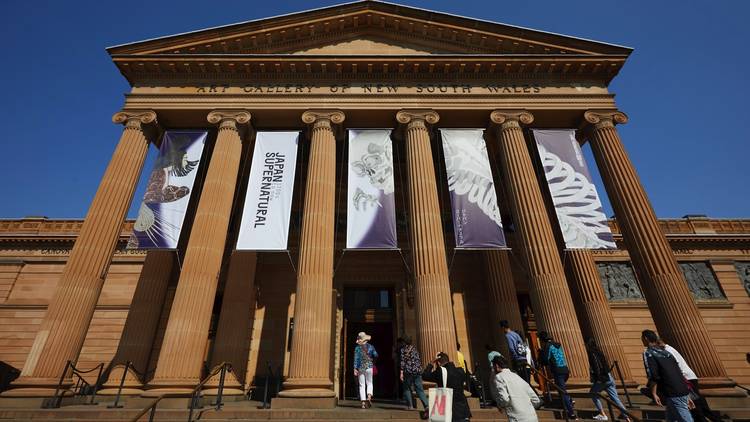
[440,129,506,249]
[128,130,208,249]
[346,130,397,249]
[532,129,615,249]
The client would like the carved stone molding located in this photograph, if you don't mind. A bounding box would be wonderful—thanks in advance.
[489,109,534,129]
[583,109,628,130]
[112,110,160,141]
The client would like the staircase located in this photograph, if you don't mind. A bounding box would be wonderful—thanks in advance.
[0,396,748,421]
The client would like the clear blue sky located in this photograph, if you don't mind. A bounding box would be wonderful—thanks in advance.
[1,1,747,220]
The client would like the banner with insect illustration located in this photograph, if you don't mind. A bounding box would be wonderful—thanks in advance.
[532,129,616,249]
[346,129,398,249]
[439,129,506,248]
[236,131,299,251]
[127,130,208,249]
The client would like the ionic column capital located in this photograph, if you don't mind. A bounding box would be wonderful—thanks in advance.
[112,110,160,141]
[489,109,534,130]
[396,109,440,130]
[301,110,345,128]
[583,109,629,131]
[207,109,252,132]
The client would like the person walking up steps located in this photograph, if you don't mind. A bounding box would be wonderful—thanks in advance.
[399,336,429,414]
[641,330,693,422]
[501,320,531,385]
[490,354,541,422]
[586,337,631,421]
[354,331,378,409]
[538,331,577,420]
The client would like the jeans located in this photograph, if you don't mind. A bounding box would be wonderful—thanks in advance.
[403,373,428,409]
[590,374,628,415]
[553,372,575,418]
[665,395,694,422]
[358,368,373,401]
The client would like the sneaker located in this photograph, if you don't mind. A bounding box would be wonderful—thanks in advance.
[594,414,609,421]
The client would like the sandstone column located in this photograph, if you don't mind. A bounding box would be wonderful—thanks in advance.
[564,249,634,384]
[277,110,343,402]
[146,110,251,394]
[204,251,258,396]
[490,110,588,383]
[4,110,159,397]
[396,110,457,364]
[100,250,174,395]
[483,250,524,355]
[583,110,730,386]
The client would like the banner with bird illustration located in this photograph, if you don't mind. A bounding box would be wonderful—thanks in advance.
[440,129,506,248]
[127,130,208,249]
[532,129,616,249]
[236,131,299,250]
[346,129,397,249]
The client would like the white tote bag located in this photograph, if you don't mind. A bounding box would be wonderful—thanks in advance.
[428,367,453,422]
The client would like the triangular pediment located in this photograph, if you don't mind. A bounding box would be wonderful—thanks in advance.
[108,1,631,57]
[292,37,436,55]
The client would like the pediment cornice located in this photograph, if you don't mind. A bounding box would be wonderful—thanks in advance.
[108,2,631,56]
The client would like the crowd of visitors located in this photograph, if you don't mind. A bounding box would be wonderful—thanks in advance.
[352,323,719,422]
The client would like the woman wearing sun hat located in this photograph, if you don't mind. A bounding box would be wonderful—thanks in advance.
[354,331,379,408]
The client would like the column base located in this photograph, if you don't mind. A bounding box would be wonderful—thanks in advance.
[0,376,73,398]
[203,370,245,396]
[142,378,200,397]
[98,364,145,396]
[278,378,335,398]
[272,396,337,409]
[698,377,746,397]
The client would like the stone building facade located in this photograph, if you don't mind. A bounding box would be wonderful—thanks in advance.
[0,1,748,407]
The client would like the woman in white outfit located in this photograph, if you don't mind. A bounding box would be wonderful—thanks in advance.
[491,355,541,422]
[353,331,379,409]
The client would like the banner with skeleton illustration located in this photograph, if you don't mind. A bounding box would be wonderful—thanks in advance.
[346,130,397,249]
[532,129,616,249]
[128,130,208,249]
[236,132,299,250]
[440,129,506,248]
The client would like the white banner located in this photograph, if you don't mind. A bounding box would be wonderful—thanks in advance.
[236,131,299,250]
[440,129,506,248]
[532,129,616,249]
[128,130,208,249]
[346,130,397,249]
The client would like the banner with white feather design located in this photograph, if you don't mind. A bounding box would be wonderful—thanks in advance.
[532,129,616,249]
[346,129,398,249]
[128,130,208,249]
[440,129,506,249]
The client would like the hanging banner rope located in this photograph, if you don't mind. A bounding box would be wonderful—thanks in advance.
[346,129,398,249]
[439,129,507,249]
[128,130,208,249]
[531,129,616,249]
[236,131,299,251]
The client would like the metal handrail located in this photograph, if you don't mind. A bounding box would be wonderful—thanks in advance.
[532,367,642,422]
[43,361,105,409]
[108,361,154,409]
[610,360,633,408]
[129,362,232,422]
[530,368,572,422]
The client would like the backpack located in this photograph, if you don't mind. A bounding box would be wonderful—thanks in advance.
[547,343,568,370]
[514,334,528,358]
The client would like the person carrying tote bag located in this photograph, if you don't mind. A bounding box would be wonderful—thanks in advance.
[423,352,472,422]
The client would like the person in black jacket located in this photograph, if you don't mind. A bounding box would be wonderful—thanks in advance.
[423,352,472,422]
[641,330,693,422]
[586,338,630,421]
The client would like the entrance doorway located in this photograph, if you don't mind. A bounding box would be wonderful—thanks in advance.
[340,287,397,401]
